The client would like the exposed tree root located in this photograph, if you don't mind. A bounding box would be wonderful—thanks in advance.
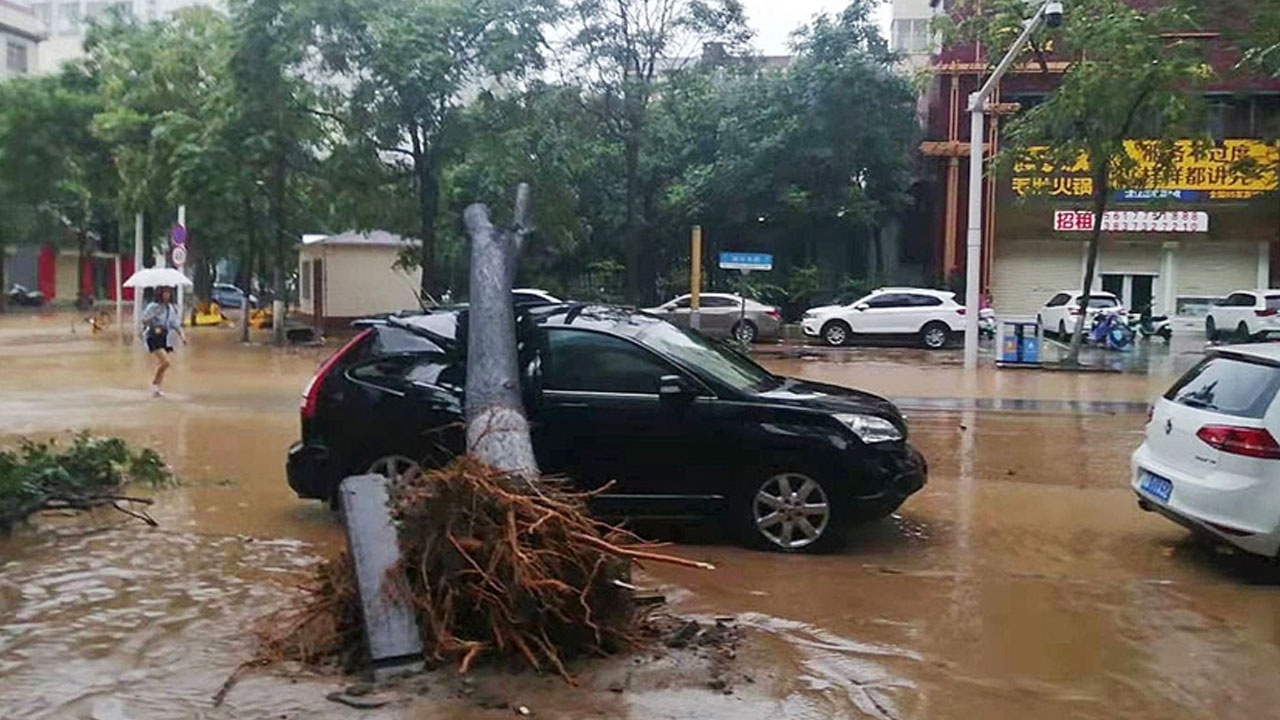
[252,455,713,685]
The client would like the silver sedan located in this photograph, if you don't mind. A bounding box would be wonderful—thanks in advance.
[644,293,782,343]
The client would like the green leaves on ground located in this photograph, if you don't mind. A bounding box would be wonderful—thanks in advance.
[0,433,175,532]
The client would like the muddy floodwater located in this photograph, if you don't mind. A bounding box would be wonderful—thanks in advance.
[3,314,1280,719]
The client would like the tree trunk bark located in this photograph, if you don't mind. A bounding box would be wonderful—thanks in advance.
[0,240,7,313]
[622,128,644,304]
[412,123,440,303]
[1067,161,1111,365]
[270,155,287,346]
[463,185,538,483]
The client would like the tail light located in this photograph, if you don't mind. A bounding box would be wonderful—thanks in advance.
[1256,308,1278,318]
[956,307,966,315]
[1069,307,1082,316]
[301,328,373,419]
[1146,406,1154,424]
[766,308,781,321]
[1196,425,1280,460]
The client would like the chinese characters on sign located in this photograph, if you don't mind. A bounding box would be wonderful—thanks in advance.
[1053,210,1210,233]
[1011,140,1279,200]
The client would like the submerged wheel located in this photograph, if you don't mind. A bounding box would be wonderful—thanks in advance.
[736,471,844,553]
[1206,316,1218,341]
[1238,322,1253,341]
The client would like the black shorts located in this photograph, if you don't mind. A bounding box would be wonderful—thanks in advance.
[146,332,170,353]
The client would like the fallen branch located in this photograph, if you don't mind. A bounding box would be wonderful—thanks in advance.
[569,532,717,571]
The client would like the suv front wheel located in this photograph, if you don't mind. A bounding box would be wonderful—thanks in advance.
[920,322,950,350]
[735,470,846,553]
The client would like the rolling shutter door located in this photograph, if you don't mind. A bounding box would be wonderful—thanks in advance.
[1177,242,1255,299]
[1097,240,1161,275]
[991,240,1082,316]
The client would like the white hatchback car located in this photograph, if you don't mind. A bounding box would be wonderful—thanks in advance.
[1037,290,1123,339]
[801,288,965,349]
[1204,289,1280,341]
[1133,345,1280,557]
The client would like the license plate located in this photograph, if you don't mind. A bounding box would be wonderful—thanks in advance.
[1139,470,1173,503]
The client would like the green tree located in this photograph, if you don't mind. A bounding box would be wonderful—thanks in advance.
[953,0,1210,363]
[0,69,115,309]
[568,0,751,303]
[305,0,558,300]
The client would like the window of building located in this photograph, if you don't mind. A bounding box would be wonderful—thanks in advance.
[57,2,83,36]
[891,19,933,54]
[1254,95,1280,139]
[31,3,52,28]
[300,260,312,301]
[5,42,29,74]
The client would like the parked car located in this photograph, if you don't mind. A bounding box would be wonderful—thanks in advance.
[643,293,782,344]
[287,305,927,553]
[210,283,256,311]
[512,288,563,307]
[800,287,965,349]
[1133,345,1280,558]
[1204,290,1280,341]
[1037,290,1122,339]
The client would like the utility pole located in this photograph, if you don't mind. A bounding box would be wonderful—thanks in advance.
[132,212,143,343]
[963,0,1062,369]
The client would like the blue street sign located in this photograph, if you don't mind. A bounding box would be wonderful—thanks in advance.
[1113,189,1206,203]
[171,223,187,246]
[719,252,773,271]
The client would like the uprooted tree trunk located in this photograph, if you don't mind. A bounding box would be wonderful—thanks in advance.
[462,184,539,483]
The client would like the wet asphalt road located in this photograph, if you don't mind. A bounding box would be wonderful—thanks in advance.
[1,312,1279,720]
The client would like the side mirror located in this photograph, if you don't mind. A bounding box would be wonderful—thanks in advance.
[854,304,869,312]
[658,374,694,398]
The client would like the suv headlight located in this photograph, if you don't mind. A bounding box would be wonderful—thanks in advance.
[833,413,903,444]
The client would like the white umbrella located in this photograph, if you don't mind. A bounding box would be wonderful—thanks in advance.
[123,267,193,289]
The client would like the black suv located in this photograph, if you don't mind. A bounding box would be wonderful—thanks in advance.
[288,305,926,552]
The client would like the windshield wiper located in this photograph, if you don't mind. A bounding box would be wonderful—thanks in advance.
[1178,396,1218,410]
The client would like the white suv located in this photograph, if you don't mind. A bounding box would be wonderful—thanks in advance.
[1205,290,1280,341]
[801,288,965,349]
[1037,290,1122,339]
[1133,345,1280,557]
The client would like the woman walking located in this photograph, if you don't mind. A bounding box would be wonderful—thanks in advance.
[140,287,186,397]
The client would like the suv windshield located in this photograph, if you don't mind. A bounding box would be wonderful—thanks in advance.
[638,322,776,392]
[1164,355,1280,419]
[1082,296,1119,308]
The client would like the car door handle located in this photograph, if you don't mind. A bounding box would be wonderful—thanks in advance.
[558,402,590,409]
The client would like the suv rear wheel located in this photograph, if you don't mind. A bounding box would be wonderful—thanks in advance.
[1238,321,1253,341]
[735,471,845,553]
[1206,316,1218,341]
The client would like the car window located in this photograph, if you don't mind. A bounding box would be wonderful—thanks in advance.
[406,356,464,391]
[373,326,445,355]
[1165,356,1280,419]
[1267,296,1280,311]
[348,355,420,390]
[1225,293,1254,307]
[1086,296,1119,308]
[543,329,675,394]
[1047,294,1068,307]
[702,296,740,309]
[906,294,943,307]
[671,297,692,309]
[865,294,912,309]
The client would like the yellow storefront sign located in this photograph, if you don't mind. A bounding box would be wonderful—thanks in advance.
[1010,139,1279,200]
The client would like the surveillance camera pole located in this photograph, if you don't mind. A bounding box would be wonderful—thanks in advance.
[963,0,1057,369]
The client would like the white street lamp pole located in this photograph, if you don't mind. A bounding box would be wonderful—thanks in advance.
[963,0,1059,369]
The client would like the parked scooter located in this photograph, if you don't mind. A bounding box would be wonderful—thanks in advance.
[1128,306,1172,342]
[1090,307,1135,351]
[978,308,997,339]
[7,284,45,307]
